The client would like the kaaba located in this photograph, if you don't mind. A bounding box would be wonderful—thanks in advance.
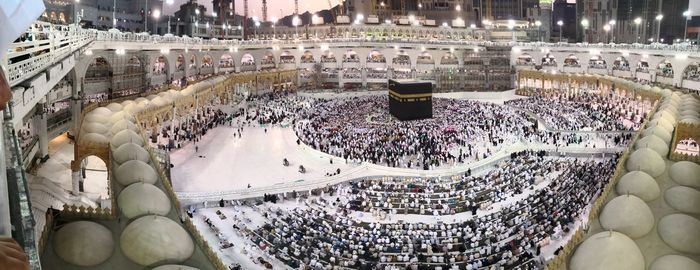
[388,79,433,120]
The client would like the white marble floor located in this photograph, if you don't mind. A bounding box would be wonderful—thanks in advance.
[170,124,357,192]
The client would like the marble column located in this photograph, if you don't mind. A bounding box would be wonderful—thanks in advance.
[33,100,49,160]
[70,76,82,138]
[71,170,81,194]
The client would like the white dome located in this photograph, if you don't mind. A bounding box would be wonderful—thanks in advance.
[84,113,110,124]
[682,99,700,106]
[626,148,666,177]
[634,134,669,156]
[570,231,644,270]
[120,215,195,266]
[109,111,136,125]
[643,125,673,143]
[599,195,654,238]
[82,122,110,135]
[680,117,700,125]
[115,160,158,186]
[653,110,677,124]
[670,92,682,101]
[669,161,700,188]
[658,104,679,117]
[53,221,114,266]
[681,103,700,112]
[167,89,182,98]
[82,133,110,144]
[110,129,144,149]
[642,85,652,91]
[122,103,137,114]
[118,183,171,219]
[161,96,174,104]
[135,97,149,103]
[660,98,679,108]
[181,87,194,96]
[110,119,138,135]
[665,186,700,214]
[647,118,674,133]
[661,88,673,96]
[106,103,123,112]
[652,86,662,93]
[650,255,700,270]
[121,100,136,107]
[658,214,700,254]
[616,171,660,201]
[150,97,167,108]
[681,109,700,118]
[113,143,151,164]
[147,94,159,100]
[152,265,200,270]
[135,102,149,113]
[91,107,113,116]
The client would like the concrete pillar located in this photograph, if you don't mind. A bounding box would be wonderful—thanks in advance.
[71,170,81,194]
[70,76,82,137]
[338,69,344,89]
[69,96,82,138]
[33,100,49,160]
[362,68,368,88]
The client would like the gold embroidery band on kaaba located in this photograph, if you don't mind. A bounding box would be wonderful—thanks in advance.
[388,90,433,99]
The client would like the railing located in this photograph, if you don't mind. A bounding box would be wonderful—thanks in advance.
[2,110,41,269]
[92,26,700,53]
[47,109,72,131]
[5,21,95,87]
[21,136,39,161]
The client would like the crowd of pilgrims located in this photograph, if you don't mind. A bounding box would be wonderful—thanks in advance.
[151,104,240,151]
[293,95,629,170]
[347,151,566,216]
[505,90,650,131]
[205,154,618,270]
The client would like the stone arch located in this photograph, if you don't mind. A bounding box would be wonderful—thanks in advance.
[683,62,700,81]
[261,51,275,64]
[188,54,197,69]
[417,51,434,64]
[564,54,580,67]
[613,56,630,71]
[152,55,168,75]
[201,55,213,68]
[392,50,411,65]
[176,54,185,71]
[280,51,295,64]
[241,53,255,66]
[219,54,235,69]
[343,49,359,62]
[656,59,673,78]
[440,52,458,65]
[541,53,557,66]
[516,53,534,65]
[368,50,386,63]
[260,51,275,70]
[84,56,113,81]
[321,51,337,63]
[301,50,315,63]
[588,55,607,69]
[636,60,650,73]
[74,154,109,194]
